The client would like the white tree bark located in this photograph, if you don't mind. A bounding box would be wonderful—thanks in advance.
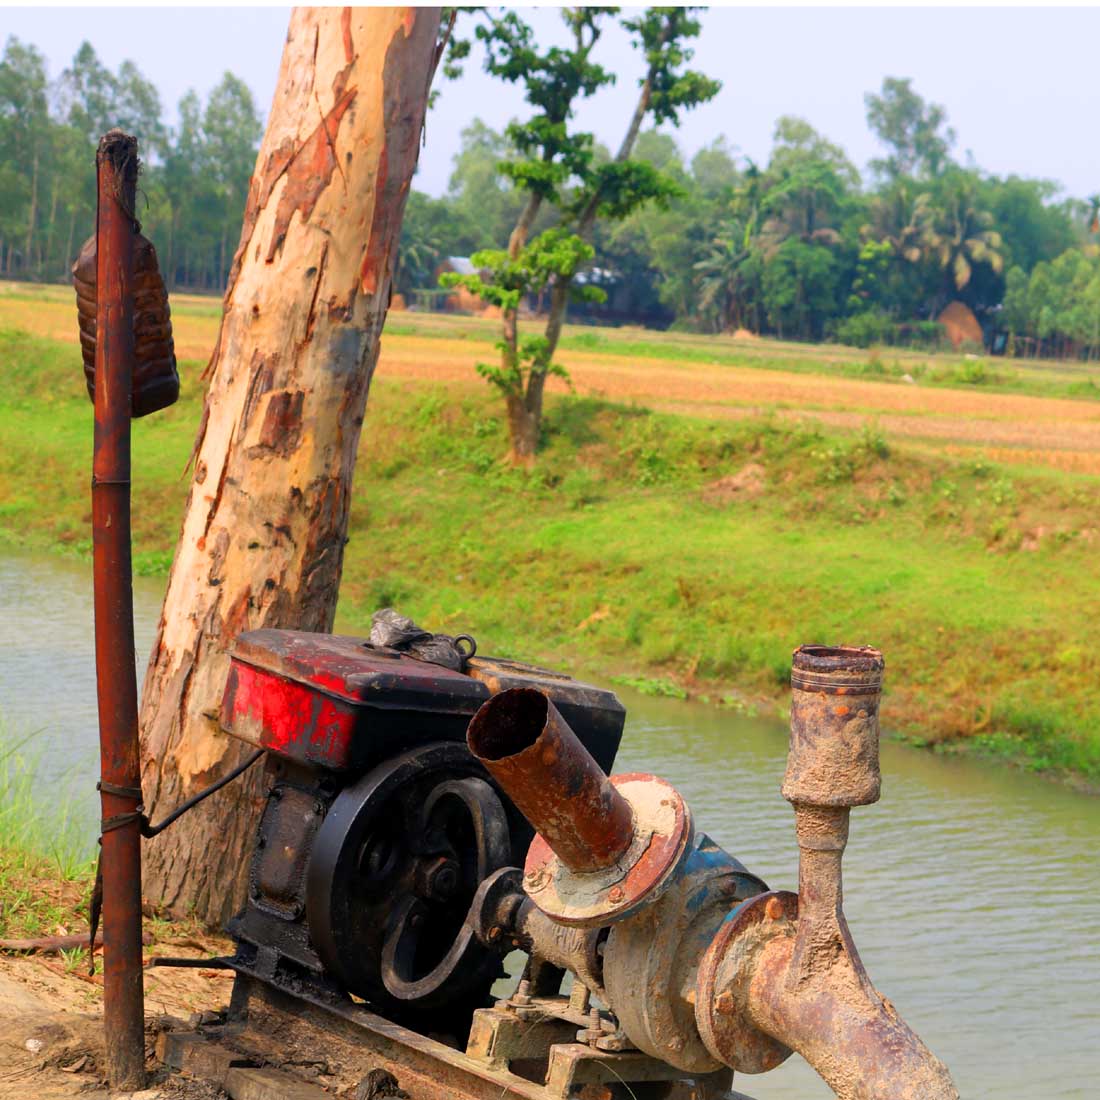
[139,6,442,925]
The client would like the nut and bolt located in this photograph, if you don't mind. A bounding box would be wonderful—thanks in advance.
[607,885,625,903]
[765,896,785,921]
[487,926,503,944]
[416,855,460,900]
[524,868,548,892]
[580,1005,605,1048]
[715,991,735,1016]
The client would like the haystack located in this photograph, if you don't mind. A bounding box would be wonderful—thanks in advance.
[937,301,983,349]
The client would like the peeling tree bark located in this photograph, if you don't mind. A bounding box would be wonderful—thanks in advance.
[138,6,442,926]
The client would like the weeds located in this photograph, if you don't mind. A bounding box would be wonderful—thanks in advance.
[611,675,688,700]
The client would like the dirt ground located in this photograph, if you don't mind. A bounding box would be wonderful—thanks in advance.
[0,939,234,1099]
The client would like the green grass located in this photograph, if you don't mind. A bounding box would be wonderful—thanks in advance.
[0,722,96,941]
[1,326,1099,785]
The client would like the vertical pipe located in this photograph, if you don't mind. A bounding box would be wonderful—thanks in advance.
[92,129,145,1090]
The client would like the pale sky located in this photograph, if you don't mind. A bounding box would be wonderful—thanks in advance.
[3,6,1098,201]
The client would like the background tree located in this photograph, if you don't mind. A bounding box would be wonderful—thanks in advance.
[919,169,1005,302]
[0,38,49,274]
[444,6,719,460]
[1,33,1096,359]
[138,6,442,924]
[865,76,955,181]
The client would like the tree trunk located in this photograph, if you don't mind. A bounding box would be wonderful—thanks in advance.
[24,147,39,277]
[63,208,76,279]
[44,181,59,278]
[165,207,176,291]
[506,392,539,460]
[138,5,442,926]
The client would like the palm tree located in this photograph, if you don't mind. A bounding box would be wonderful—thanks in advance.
[918,173,1004,294]
[861,180,925,264]
[693,169,767,331]
[694,223,753,331]
[757,159,845,259]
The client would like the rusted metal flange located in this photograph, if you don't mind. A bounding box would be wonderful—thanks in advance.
[694,890,798,1074]
[522,772,693,928]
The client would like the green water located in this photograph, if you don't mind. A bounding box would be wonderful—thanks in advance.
[1,549,1097,1097]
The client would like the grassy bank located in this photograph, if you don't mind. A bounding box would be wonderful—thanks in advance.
[0,725,95,945]
[1,325,1099,784]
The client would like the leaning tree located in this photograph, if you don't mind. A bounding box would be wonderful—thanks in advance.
[138,6,443,925]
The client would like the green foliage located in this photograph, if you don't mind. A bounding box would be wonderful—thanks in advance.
[864,76,955,181]
[475,9,614,205]
[0,35,262,290]
[439,7,719,455]
[832,310,892,348]
[611,675,688,700]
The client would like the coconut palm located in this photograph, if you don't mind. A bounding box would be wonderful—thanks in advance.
[757,159,846,260]
[693,169,765,330]
[918,172,1004,292]
[861,180,925,264]
[694,221,754,331]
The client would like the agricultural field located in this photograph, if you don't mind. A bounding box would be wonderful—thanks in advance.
[2,280,1100,784]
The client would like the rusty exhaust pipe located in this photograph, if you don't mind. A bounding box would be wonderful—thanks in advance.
[91,129,145,1090]
[467,688,634,872]
[468,688,692,928]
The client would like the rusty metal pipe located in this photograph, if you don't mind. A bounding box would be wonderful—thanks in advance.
[697,646,958,1098]
[92,129,145,1090]
[757,646,956,1098]
[744,931,958,1100]
[467,688,634,873]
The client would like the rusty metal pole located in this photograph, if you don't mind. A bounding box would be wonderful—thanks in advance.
[92,128,145,1090]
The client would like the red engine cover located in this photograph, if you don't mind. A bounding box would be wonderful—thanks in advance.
[220,629,624,774]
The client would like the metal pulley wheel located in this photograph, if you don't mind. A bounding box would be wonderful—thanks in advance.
[306,742,513,1012]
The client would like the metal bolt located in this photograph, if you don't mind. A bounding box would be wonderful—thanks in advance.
[416,855,460,900]
[487,926,503,944]
[583,1006,603,1048]
[524,868,547,893]
[608,885,625,903]
[715,991,735,1016]
[512,979,532,1006]
[765,895,785,922]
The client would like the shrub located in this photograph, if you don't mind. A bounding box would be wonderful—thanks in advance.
[832,311,892,348]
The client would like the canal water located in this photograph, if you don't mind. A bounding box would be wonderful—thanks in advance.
[1,548,1097,1099]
